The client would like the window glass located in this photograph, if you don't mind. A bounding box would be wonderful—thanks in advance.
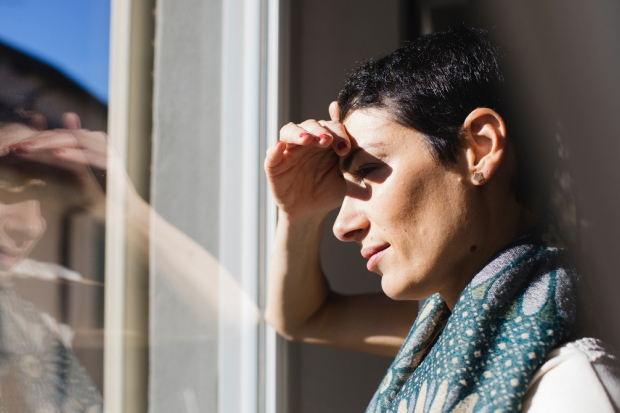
[0,1,110,411]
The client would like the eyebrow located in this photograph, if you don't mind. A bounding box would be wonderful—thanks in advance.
[341,142,384,173]
[341,148,361,173]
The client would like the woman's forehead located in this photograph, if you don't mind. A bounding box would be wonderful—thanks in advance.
[343,108,420,150]
[344,109,393,144]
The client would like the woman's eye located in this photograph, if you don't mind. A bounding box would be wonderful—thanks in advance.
[352,165,377,182]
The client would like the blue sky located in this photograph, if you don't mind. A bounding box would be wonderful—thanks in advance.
[0,0,111,103]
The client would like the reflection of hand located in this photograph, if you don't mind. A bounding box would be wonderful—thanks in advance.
[265,102,351,221]
[0,113,108,214]
[4,112,107,171]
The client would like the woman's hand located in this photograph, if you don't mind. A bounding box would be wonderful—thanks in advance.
[3,113,107,172]
[265,103,420,355]
[0,113,108,215]
[265,102,351,221]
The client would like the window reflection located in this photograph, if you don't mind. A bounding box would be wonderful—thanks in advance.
[0,2,109,411]
[0,121,105,411]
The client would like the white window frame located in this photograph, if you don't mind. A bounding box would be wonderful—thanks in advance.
[105,0,287,411]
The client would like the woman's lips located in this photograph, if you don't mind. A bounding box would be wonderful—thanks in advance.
[362,245,390,272]
[0,247,25,267]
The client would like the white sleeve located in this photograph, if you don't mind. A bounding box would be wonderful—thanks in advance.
[522,340,619,413]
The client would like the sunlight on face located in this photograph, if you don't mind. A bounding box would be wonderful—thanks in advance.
[0,185,47,273]
[334,108,476,301]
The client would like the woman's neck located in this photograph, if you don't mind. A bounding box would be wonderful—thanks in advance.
[441,198,540,310]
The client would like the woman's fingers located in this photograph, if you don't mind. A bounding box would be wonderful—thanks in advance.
[9,130,78,152]
[50,147,108,171]
[30,114,48,131]
[3,127,109,176]
[277,112,351,158]
[8,129,107,153]
[319,120,350,156]
[0,123,36,154]
[279,122,315,146]
[267,114,352,218]
[297,119,336,148]
[326,102,352,155]
[329,101,340,122]
[280,120,334,148]
[332,134,350,156]
[265,141,287,171]
[62,112,82,130]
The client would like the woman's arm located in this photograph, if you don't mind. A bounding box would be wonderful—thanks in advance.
[265,214,330,337]
[266,213,417,357]
[264,103,418,357]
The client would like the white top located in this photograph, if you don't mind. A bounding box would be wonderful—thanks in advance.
[522,337,620,412]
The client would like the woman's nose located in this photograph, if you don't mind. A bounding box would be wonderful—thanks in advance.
[2,201,46,247]
[332,197,369,242]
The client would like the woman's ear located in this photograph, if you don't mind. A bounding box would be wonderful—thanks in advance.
[463,108,507,185]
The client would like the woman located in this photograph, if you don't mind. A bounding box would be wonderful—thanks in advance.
[264,28,619,412]
[0,107,233,412]
[0,113,106,412]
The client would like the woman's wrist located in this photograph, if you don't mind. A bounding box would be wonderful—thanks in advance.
[277,208,330,229]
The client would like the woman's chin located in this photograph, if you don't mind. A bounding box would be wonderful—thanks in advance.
[381,273,432,301]
[381,277,413,300]
[0,256,22,274]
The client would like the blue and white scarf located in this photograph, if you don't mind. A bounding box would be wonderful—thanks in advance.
[367,221,578,413]
[0,286,103,412]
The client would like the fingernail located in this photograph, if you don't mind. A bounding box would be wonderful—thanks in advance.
[8,141,34,149]
[337,141,348,151]
[319,134,331,141]
[299,132,310,138]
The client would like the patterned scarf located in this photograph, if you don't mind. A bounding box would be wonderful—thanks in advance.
[367,221,578,413]
[0,286,103,412]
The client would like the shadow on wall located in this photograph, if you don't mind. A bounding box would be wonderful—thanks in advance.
[469,0,620,349]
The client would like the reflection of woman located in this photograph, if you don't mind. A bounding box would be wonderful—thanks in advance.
[0,106,228,412]
[0,115,104,412]
[264,28,620,412]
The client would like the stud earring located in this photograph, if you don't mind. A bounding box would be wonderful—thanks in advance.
[473,172,485,184]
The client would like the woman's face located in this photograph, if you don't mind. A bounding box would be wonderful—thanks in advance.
[334,108,478,302]
[0,196,46,273]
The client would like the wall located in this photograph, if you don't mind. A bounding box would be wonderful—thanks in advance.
[424,0,620,351]
[283,1,406,412]
[483,0,620,349]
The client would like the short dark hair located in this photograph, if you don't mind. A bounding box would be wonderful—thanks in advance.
[338,27,545,207]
